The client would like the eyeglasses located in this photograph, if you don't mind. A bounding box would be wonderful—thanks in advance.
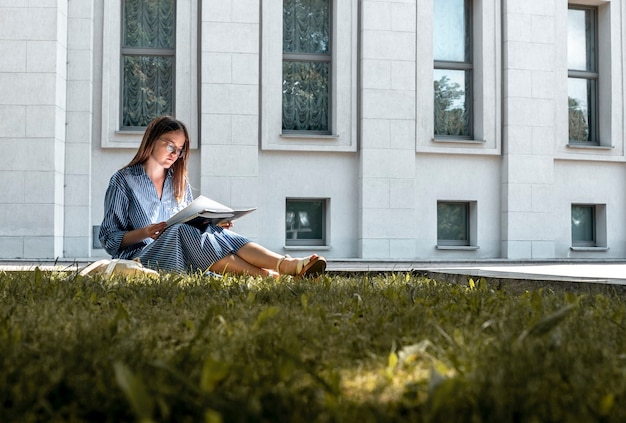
[163,141,185,158]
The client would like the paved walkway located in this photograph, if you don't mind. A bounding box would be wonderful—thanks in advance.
[433,263,626,284]
[329,260,626,283]
[2,259,626,287]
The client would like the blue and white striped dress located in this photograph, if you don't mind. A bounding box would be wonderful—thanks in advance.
[99,163,250,272]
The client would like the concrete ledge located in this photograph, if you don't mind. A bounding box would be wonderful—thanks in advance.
[418,271,626,296]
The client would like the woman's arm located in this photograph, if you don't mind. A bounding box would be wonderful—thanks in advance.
[99,181,129,257]
[100,177,169,254]
[120,222,166,247]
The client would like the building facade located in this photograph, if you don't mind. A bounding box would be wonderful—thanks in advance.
[1,0,625,262]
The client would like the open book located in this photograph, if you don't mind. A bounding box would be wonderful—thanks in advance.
[166,195,256,230]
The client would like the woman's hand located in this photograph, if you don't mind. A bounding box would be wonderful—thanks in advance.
[120,222,167,248]
[145,222,167,240]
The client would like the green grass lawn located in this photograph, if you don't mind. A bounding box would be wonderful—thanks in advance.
[1,269,625,422]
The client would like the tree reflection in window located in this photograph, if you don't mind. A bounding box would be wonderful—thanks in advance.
[568,97,589,142]
[434,72,471,137]
[567,6,597,144]
[433,0,472,139]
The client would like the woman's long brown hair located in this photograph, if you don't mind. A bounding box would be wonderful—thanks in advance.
[126,116,190,203]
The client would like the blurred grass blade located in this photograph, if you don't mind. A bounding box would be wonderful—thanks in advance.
[114,361,154,422]
[33,267,42,287]
[388,351,398,370]
[252,306,280,330]
[397,340,434,365]
[201,356,231,393]
[600,393,615,416]
[518,304,577,343]
[205,409,223,423]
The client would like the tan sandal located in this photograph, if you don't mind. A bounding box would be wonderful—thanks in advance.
[275,255,292,274]
[296,255,327,278]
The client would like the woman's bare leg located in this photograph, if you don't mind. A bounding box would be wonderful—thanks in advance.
[209,242,324,277]
[209,252,275,277]
[233,242,283,270]
[234,242,320,275]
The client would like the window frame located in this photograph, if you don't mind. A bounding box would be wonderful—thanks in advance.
[285,198,329,247]
[570,203,607,250]
[436,200,478,248]
[416,0,501,155]
[559,1,625,159]
[120,0,177,130]
[567,5,599,146]
[433,0,474,141]
[261,0,358,152]
[571,204,595,246]
[282,0,333,135]
[101,0,198,148]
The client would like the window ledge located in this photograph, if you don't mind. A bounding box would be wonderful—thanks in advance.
[284,245,332,251]
[566,144,613,150]
[432,138,486,144]
[115,130,145,135]
[570,246,610,252]
[436,245,480,250]
[280,133,340,140]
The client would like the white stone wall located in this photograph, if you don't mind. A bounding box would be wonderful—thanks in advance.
[0,0,67,259]
[360,0,418,259]
[1,0,626,261]
[63,0,94,258]
[502,0,559,258]
[199,0,261,240]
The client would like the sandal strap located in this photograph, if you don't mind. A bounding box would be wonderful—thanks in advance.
[276,256,286,274]
[296,256,310,275]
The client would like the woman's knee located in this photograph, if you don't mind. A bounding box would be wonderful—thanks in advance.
[208,254,235,273]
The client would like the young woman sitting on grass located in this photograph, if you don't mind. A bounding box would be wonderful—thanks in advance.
[98,116,326,278]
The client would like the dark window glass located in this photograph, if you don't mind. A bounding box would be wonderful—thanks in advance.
[437,202,469,245]
[572,205,595,245]
[286,199,326,246]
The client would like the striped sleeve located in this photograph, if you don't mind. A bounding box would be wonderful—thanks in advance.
[99,174,130,258]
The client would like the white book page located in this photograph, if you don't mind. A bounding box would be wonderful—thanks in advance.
[166,196,233,227]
